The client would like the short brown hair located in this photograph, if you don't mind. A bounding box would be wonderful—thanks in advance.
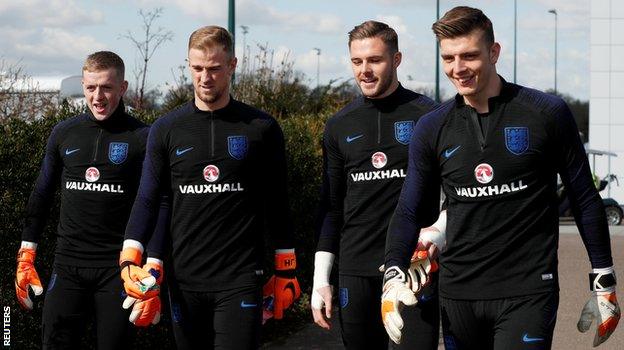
[188,26,234,57]
[432,6,494,44]
[348,20,398,53]
[82,51,125,80]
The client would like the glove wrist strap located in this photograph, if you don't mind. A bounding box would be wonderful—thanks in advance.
[589,268,617,292]
[275,249,296,271]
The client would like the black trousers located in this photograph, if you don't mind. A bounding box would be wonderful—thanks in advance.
[42,263,132,350]
[168,282,263,350]
[338,274,440,350]
[440,292,559,350]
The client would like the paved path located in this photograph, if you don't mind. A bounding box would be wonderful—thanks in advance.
[265,224,624,349]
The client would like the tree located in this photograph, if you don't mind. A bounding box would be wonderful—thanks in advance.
[121,8,173,110]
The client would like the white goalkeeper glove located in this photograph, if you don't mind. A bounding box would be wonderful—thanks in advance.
[577,267,620,347]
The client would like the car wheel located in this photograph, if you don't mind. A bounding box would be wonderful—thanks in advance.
[605,206,623,226]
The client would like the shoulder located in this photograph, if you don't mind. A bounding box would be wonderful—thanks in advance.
[326,97,366,129]
[153,101,194,130]
[402,89,437,111]
[418,98,456,128]
[512,84,569,117]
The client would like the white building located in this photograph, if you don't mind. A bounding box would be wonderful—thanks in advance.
[590,0,624,202]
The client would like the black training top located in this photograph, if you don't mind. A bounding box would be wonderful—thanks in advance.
[386,78,613,299]
[316,84,437,276]
[124,98,292,291]
[22,103,150,267]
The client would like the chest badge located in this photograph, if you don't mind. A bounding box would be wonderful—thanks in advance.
[371,151,388,169]
[474,163,494,184]
[203,165,220,182]
[85,167,100,182]
[504,127,529,155]
[228,135,248,160]
[394,121,414,145]
[109,142,129,164]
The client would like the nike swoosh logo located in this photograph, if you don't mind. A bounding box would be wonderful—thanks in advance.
[176,147,193,156]
[346,134,364,143]
[444,145,461,158]
[522,333,544,343]
[240,301,257,308]
[65,148,80,155]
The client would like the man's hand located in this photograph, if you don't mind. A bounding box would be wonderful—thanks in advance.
[312,286,333,329]
[263,249,301,320]
[381,266,417,345]
[15,246,43,310]
[123,259,163,327]
[577,267,620,347]
[119,240,158,300]
[380,250,436,293]
[417,210,447,259]
[311,251,335,329]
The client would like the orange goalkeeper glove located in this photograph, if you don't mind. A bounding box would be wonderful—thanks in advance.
[119,240,158,300]
[263,249,301,319]
[15,244,43,310]
[123,259,163,327]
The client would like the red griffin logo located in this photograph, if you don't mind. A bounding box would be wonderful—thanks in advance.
[85,167,100,182]
[371,152,388,169]
[474,163,494,184]
[203,165,220,182]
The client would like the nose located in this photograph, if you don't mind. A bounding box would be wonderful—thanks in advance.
[453,58,467,74]
[200,69,211,83]
[361,61,372,76]
[94,86,104,99]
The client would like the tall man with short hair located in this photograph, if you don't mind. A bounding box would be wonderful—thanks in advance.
[383,6,620,349]
[120,26,300,349]
[15,51,160,349]
[312,20,441,349]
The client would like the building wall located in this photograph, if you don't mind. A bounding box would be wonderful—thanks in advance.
[590,0,624,201]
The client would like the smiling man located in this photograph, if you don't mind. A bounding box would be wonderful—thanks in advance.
[14,51,161,349]
[119,26,300,349]
[383,6,620,349]
[311,20,441,349]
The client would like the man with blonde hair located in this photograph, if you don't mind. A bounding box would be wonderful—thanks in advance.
[119,26,300,349]
[15,51,163,349]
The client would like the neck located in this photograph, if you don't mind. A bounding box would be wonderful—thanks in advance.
[370,79,400,100]
[463,73,502,113]
[194,92,230,112]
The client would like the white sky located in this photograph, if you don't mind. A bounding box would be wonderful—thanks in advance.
[0,0,590,100]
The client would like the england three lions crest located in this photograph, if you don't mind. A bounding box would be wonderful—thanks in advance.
[228,135,248,160]
[109,142,129,164]
[504,127,529,155]
[395,121,414,145]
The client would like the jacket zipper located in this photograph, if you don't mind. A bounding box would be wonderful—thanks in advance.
[92,129,103,162]
[211,112,215,157]
[377,111,381,144]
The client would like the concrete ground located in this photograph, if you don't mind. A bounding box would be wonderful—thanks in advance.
[264,224,624,349]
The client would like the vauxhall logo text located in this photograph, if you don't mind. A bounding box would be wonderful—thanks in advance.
[65,181,124,193]
[350,169,407,182]
[454,180,528,198]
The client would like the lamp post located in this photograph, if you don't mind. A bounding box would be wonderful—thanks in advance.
[548,8,558,95]
[313,47,321,89]
[514,0,517,83]
[435,0,440,102]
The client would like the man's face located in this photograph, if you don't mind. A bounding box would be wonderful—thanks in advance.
[188,46,237,108]
[82,68,127,121]
[440,30,500,98]
[349,37,401,99]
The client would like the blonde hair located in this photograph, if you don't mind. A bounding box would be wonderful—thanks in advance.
[82,51,125,80]
[188,26,233,57]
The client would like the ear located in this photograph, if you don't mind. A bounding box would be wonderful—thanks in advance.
[393,51,402,69]
[229,56,238,75]
[120,80,129,96]
[490,42,501,64]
